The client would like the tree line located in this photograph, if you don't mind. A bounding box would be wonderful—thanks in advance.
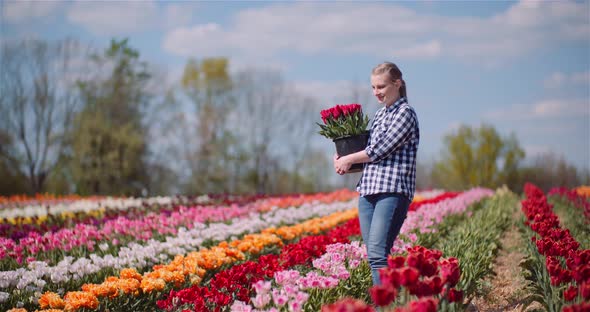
[0,38,587,196]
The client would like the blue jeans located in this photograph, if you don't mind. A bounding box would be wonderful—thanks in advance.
[358,193,409,286]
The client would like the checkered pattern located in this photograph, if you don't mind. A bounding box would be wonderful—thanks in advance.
[357,97,419,200]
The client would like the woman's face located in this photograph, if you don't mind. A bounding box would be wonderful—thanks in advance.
[371,73,401,106]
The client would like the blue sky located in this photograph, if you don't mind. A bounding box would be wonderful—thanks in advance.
[2,0,589,170]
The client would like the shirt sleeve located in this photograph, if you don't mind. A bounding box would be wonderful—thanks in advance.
[365,106,416,162]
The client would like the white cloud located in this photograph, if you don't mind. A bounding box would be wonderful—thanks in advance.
[544,71,590,89]
[544,72,567,89]
[2,0,61,23]
[163,4,196,29]
[531,99,589,118]
[486,98,589,121]
[163,0,588,65]
[67,1,159,35]
[571,71,590,85]
[163,23,226,56]
[392,40,442,59]
[66,1,194,36]
[292,80,373,111]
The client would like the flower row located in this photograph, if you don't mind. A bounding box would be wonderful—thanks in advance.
[215,188,492,312]
[323,245,462,312]
[231,240,368,312]
[0,190,359,264]
[161,218,362,311]
[0,194,262,237]
[392,188,493,253]
[574,186,590,198]
[8,208,360,311]
[522,183,590,310]
[1,189,359,227]
[1,189,441,311]
[0,199,359,301]
[323,188,512,312]
[1,203,259,264]
[0,196,176,219]
[25,190,446,312]
[548,187,590,222]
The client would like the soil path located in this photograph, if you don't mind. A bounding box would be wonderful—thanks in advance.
[469,206,542,312]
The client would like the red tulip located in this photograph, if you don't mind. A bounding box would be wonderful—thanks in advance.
[408,280,431,297]
[563,302,590,312]
[447,288,464,303]
[408,297,439,312]
[320,109,331,124]
[330,106,343,119]
[580,282,590,300]
[424,276,443,296]
[406,252,424,271]
[399,267,420,287]
[420,258,439,277]
[388,255,406,269]
[370,284,398,307]
[379,267,401,288]
[564,285,578,301]
[322,297,376,312]
[440,258,460,287]
[573,265,590,284]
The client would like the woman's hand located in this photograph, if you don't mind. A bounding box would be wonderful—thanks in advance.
[333,153,352,175]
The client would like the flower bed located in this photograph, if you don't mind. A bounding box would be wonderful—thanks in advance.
[0,190,359,266]
[4,208,358,311]
[549,187,590,222]
[224,188,493,311]
[520,183,590,312]
[0,199,359,308]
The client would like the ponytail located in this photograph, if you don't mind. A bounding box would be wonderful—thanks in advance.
[400,79,407,99]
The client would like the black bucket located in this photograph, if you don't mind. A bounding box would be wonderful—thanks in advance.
[333,131,369,173]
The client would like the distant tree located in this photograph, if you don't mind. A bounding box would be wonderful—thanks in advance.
[516,152,587,193]
[0,129,28,195]
[294,148,335,193]
[0,38,86,194]
[69,39,150,195]
[142,88,182,196]
[416,160,435,190]
[432,124,525,190]
[232,69,321,194]
[180,57,237,194]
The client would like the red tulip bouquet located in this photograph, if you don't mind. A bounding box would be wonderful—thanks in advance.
[317,104,370,173]
[318,104,370,140]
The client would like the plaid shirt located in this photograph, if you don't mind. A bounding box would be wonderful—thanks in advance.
[356,97,419,200]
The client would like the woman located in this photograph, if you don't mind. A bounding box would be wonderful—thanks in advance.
[333,61,419,286]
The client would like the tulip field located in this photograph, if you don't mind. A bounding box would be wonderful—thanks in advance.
[0,185,589,312]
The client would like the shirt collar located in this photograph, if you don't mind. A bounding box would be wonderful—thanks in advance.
[385,97,407,112]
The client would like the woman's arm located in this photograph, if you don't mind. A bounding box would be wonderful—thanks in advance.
[333,150,371,174]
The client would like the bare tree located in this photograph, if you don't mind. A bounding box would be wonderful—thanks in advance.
[232,69,284,193]
[0,38,87,193]
[232,68,325,194]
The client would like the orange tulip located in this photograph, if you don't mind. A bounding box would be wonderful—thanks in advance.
[81,283,117,298]
[575,185,590,197]
[120,268,142,282]
[39,291,65,309]
[140,277,166,293]
[63,291,99,311]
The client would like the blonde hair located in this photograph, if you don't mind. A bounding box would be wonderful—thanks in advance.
[372,62,407,99]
